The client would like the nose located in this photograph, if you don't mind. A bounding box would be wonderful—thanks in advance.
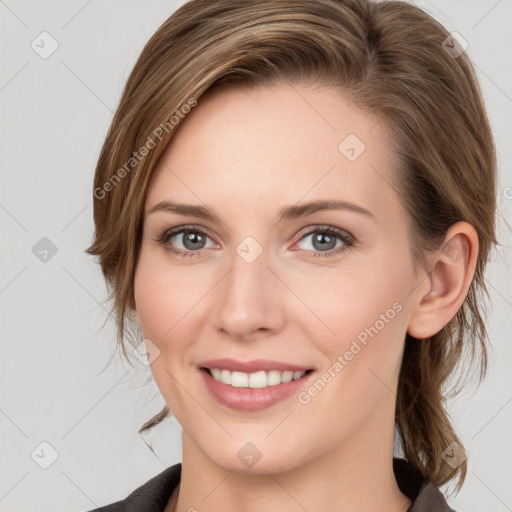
[213,245,286,341]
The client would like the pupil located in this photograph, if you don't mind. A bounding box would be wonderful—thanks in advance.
[314,233,335,251]
[184,231,204,250]
[181,231,336,252]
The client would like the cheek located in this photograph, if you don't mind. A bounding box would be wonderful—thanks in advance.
[132,251,203,415]
[294,248,413,404]
[133,249,210,340]
[295,253,411,348]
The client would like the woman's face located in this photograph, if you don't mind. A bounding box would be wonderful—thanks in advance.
[133,82,421,473]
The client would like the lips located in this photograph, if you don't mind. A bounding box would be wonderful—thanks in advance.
[198,358,313,373]
[198,358,315,411]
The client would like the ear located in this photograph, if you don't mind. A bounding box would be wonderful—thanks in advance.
[407,221,479,339]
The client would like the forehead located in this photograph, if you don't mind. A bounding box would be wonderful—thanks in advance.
[146,82,402,224]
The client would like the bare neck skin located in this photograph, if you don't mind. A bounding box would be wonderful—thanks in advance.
[167,390,411,512]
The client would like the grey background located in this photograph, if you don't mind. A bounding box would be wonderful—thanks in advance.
[1,1,511,510]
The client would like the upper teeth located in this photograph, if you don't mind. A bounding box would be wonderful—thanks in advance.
[209,368,307,388]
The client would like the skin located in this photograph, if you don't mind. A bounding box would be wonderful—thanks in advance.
[131,82,478,512]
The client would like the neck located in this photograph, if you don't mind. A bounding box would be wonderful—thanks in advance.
[170,402,412,512]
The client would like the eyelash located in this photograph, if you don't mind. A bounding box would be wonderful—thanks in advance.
[156,224,355,259]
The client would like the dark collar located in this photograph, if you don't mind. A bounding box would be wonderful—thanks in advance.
[87,458,455,511]
[393,458,456,512]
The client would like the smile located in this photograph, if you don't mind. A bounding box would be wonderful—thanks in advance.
[197,358,315,410]
[204,368,311,388]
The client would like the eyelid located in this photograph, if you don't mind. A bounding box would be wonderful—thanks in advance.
[156,224,217,249]
[291,225,355,257]
[295,224,354,243]
[156,223,356,258]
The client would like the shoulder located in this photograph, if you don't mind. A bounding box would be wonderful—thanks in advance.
[393,458,457,512]
[84,462,181,512]
[84,458,456,511]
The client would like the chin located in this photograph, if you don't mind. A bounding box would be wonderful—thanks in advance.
[197,438,306,476]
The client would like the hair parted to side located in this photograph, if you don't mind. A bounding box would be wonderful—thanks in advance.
[86,0,498,491]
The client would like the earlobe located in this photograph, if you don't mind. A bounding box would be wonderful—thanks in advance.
[407,222,478,339]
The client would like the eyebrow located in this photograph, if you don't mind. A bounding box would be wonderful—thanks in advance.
[147,199,375,223]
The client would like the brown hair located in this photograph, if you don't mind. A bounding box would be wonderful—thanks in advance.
[86,0,498,490]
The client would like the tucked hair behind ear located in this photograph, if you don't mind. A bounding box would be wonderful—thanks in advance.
[87,0,498,490]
